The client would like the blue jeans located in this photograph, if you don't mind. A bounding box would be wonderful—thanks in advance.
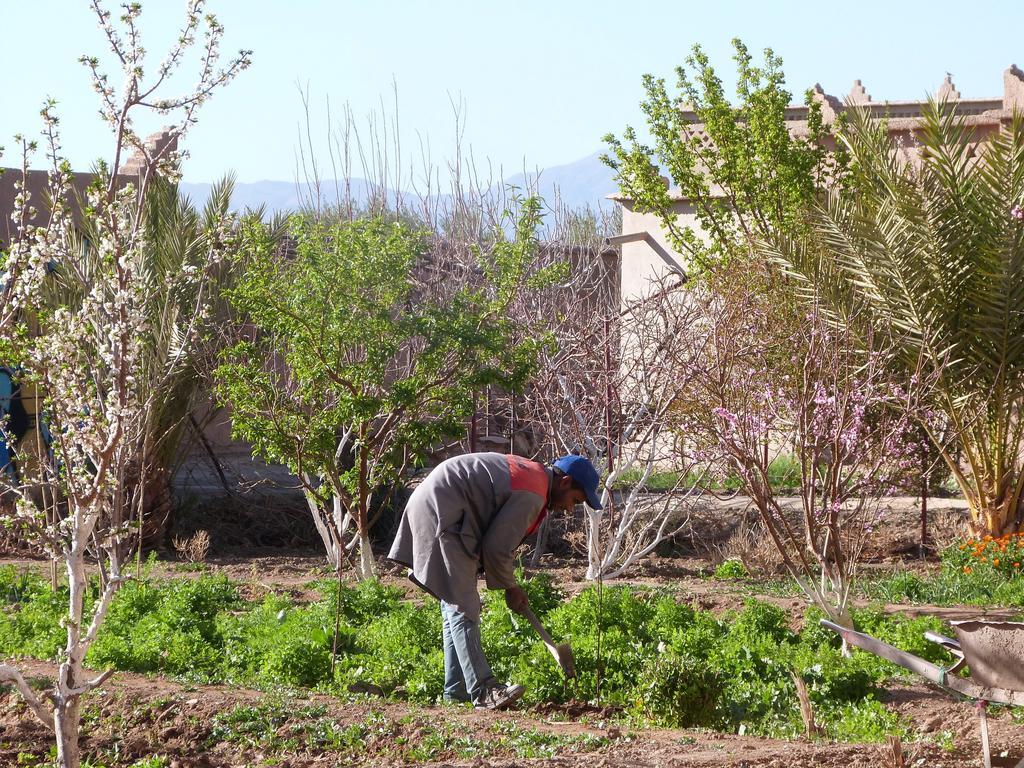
[440,600,494,703]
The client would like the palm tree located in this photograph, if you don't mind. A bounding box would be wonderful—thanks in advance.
[764,101,1024,537]
[41,174,243,548]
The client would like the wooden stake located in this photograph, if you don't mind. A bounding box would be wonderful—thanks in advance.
[791,672,823,739]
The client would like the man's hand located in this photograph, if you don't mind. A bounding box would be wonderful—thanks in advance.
[504,585,529,615]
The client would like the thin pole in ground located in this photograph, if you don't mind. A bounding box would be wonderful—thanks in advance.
[330,553,346,677]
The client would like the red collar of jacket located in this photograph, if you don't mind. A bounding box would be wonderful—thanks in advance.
[506,454,550,536]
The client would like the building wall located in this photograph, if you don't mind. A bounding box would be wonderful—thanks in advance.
[619,201,703,301]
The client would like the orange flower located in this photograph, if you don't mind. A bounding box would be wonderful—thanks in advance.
[993,558,1000,567]
[964,566,973,574]
[1015,562,1021,569]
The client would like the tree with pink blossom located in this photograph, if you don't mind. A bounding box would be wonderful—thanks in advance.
[676,262,929,629]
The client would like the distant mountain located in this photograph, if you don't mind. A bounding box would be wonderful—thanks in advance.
[502,152,619,213]
[178,177,382,217]
[179,153,619,217]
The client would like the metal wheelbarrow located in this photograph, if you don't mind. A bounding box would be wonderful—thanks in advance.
[821,618,1024,768]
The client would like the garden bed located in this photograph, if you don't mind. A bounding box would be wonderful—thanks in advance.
[2,659,1014,767]
[3,496,1023,767]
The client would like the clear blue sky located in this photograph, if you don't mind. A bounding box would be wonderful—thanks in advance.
[2,0,1022,184]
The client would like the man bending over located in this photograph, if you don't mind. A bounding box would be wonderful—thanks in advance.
[388,452,602,710]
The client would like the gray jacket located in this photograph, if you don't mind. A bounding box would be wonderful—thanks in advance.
[387,452,550,621]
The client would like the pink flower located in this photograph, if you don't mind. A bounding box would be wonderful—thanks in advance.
[712,406,738,425]
[1012,205,1024,220]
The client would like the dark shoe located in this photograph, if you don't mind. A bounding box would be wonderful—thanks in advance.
[474,682,525,711]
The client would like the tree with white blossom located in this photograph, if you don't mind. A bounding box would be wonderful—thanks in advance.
[0,3,250,766]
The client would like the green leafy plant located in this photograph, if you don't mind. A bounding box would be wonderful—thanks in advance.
[714,559,749,580]
[87,576,240,680]
[0,569,936,743]
[215,200,552,579]
[636,652,724,726]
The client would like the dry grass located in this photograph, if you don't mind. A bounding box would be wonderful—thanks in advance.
[172,529,210,563]
[928,506,972,551]
[714,515,787,576]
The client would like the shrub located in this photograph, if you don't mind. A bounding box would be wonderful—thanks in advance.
[635,652,724,727]
[713,559,748,580]
[88,575,239,679]
[946,534,1024,579]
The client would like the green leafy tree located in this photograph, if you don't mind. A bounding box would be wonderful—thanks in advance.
[215,199,552,579]
[602,39,841,272]
[764,102,1024,537]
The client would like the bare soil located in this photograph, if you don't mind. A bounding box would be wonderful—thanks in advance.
[3,495,1023,766]
[4,659,1022,767]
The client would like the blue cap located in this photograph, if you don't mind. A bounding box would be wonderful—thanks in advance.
[553,455,603,509]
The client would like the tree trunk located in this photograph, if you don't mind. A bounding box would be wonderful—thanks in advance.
[57,541,88,768]
[140,463,173,550]
[354,436,377,580]
[919,468,929,558]
[304,488,345,570]
[356,528,376,581]
[54,693,82,768]
[122,456,174,551]
[827,604,854,657]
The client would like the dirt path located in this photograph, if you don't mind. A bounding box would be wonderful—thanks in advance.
[3,660,1020,767]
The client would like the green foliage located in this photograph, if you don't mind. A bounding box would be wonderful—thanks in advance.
[945,534,1024,578]
[859,542,1024,608]
[636,652,724,727]
[127,759,171,768]
[207,697,368,753]
[218,594,337,687]
[613,455,800,493]
[201,690,615,762]
[714,559,749,580]
[215,203,552,569]
[1,569,937,742]
[603,39,840,272]
[0,567,68,660]
[828,699,910,742]
[337,602,443,697]
[87,576,240,680]
[319,578,406,625]
[851,608,950,667]
[763,101,1024,537]
[611,467,688,491]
